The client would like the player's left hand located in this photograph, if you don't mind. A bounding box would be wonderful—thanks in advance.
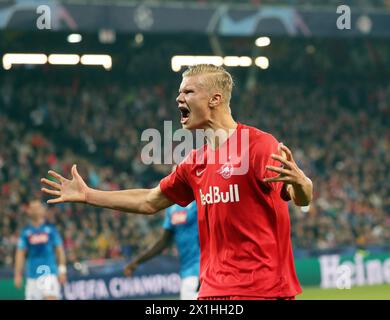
[264,143,309,187]
[58,273,67,284]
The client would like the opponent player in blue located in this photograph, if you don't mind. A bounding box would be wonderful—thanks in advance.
[124,200,200,300]
[14,199,67,300]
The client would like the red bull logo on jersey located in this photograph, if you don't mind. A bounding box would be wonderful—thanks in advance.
[199,184,240,205]
[29,233,49,245]
[217,163,234,179]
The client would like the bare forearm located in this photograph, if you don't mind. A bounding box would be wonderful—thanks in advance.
[132,231,173,267]
[56,247,66,266]
[85,186,172,215]
[289,177,313,206]
[85,188,153,214]
[14,250,25,276]
[134,240,169,265]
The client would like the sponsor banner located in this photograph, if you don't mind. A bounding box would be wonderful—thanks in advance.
[0,272,181,300]
[295,252,390,289]
[0,2,390,37]
[318,252,390,289]
[2,252,390,299]
[0,256,181,300]
[61,272,180,300]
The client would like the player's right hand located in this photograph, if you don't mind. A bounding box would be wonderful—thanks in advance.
[41,164,89,204]
[14,274,22,288]
[124,261,139,277]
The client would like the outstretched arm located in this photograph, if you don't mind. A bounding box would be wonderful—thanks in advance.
[124,229,173,277]
[264,143,313,206]
[41,165,173,215]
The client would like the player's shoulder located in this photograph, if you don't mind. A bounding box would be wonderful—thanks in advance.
[165,205,174,215]
[173,203,189,211]
[178,145,207,168]
[240,123,279,145]
[186,201,197,211]
[166,202,183,213]
[19,225,30,235]
[190,144,207,160]
[43,222,59,233]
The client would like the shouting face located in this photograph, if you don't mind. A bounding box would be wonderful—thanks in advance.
[176,75,212,130]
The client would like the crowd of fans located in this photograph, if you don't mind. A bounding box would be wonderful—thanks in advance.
[0,61,389,268]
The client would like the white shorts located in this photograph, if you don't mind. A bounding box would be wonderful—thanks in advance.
[25,275,61,300]
[180,276,199,300]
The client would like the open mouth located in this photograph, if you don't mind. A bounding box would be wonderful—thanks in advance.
[178,105,191,124]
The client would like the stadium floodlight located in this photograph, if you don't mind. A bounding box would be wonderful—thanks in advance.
[255,56,269,69]
[172,55,256,71]
[48,54,80,65]
[238,56,252,67]
[224,56,242,67]
[135,33,144,45]
[171,55,224,72]
[99,29,116,44]
[197,56,223,66]
[171,56,193,72]
[2,53,47,70]
[255,36,271,47]
[67,33,82,43]
[80,54,112,70]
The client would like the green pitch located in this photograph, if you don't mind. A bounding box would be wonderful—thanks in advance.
[297,284,390,300]
[158,284,390,300]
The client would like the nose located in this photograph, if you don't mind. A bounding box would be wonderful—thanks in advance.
[176,93,184,104]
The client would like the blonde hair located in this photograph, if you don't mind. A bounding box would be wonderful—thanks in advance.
[182,64,234,105]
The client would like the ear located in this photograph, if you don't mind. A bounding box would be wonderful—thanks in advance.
[209,93,222,108]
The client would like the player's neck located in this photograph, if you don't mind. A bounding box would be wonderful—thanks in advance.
[31,218,45,227]
[204,111,238,150]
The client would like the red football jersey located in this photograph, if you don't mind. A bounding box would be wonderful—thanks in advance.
[160,123,302,298]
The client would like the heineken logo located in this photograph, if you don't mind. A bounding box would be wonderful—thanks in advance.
[319,253,390,289]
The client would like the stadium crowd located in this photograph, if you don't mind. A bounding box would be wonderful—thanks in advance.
[0,67,389,267]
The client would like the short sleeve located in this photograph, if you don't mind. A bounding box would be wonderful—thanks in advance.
[159,161,195,207]
[162,209,173,231]
[51,226,63,247]
[17,230,27,250]
[251,133,291,200]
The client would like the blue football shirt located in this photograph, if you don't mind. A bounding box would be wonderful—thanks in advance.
[163,201,200,278]
[17,222,63,279]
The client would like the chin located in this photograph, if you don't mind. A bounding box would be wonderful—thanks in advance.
[182,122,199,130]
[182,118,208,130]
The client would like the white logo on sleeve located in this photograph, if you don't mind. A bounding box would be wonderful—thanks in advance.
[199,184,240,205]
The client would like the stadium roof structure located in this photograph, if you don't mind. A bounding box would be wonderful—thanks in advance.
[0,0,390,37]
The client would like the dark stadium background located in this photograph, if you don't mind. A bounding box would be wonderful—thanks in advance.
[0,0,389,300]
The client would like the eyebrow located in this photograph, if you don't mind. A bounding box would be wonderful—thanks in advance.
[178,87,194,93]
